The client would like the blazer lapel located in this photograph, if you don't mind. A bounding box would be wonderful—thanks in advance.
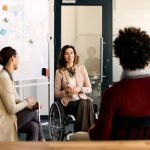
[63,69,70,86]
[75,65,80,87]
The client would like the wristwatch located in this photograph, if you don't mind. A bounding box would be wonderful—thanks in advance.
[80,87,84,93]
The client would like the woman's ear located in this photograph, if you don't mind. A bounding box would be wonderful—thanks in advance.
[11,55,15,62]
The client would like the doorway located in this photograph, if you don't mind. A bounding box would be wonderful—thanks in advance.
[54,0,112,108]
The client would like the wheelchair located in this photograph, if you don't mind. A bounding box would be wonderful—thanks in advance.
[48,99,98,141]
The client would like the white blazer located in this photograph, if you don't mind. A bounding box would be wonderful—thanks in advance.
[55,65,92,106]
[0,69,27,141]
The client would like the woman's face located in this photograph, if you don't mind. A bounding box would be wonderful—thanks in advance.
[12,54,19,70]
[64,48,75,64]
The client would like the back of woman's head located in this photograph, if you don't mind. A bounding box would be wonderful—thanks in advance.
[0,47,17,66]
[58,45,79,69]
[114,27,150,70]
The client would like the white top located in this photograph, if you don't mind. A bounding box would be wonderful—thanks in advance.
[121,66,150,79]
[69,77,80,100]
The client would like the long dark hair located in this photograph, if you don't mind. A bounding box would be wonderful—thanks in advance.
[0,46,17,66]
[57,45,79,69]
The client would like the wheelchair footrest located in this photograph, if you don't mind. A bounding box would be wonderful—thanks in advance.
[67,115,76,122]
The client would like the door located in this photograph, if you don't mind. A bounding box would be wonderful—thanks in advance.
[54,0,112,107]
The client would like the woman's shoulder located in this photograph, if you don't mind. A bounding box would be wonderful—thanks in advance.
[0,69,12,87]
[0,69,9,79]
[56,68,66,75]
[75,64,87,73]
[75,64,85,69]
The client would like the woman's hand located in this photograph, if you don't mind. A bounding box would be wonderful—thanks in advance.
[66,87,81,95]
[65,87,74,97]
[33,102,42,110]
[26,96,36,110]
[72,87,81,94]
[26,96,36,104]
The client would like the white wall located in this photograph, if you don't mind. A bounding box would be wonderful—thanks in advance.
[61,6,102,76]
[113,0,150,81]
[62,2,150,82]
[4,0,150,116]
[61,7,76,46]
[0,0,51,116]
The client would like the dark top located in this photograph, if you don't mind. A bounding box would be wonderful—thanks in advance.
[89,76,150,140]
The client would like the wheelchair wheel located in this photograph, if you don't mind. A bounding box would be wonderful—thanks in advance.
[49,102,65,141]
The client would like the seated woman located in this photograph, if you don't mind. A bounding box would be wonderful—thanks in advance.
[0,47,45,141]
[55,45,95,132]
[89,27,150,140]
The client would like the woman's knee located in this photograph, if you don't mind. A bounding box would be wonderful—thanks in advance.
[86,99,93,104]
[25,121,39,141]
[79,99,86,105]
[79,99,91,108]
[28,121,39,133]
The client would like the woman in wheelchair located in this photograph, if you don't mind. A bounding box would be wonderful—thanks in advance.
[54,45,95,132]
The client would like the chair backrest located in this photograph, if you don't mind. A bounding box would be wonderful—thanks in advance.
[111,116,150,140]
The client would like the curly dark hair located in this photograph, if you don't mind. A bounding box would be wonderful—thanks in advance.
[58,45,79,69]
[113,27,150,70]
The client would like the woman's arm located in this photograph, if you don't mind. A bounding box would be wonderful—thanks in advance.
[55,70,67,98]
[13,85,39,109]
[0,78,27,114]
[13,84,25,103]
[82,65,92,93]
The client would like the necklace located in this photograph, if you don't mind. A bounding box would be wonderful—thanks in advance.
[67,67,76,78]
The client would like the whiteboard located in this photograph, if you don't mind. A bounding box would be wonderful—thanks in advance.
[0,0,49,80]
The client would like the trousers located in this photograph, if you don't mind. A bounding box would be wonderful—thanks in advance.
[64,99,95,132]
[17,108,44,141]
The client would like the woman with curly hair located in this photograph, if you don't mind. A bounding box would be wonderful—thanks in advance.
[88,27,150,140]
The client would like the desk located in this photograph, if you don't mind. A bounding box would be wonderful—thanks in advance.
[1,141,150,150]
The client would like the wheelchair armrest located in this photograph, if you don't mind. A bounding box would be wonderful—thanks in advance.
[93,103,99,120]
[95,112,99,120]
[67,115,76,122]
[93,103,98,113]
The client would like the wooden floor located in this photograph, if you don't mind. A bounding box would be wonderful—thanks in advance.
[1,141,150,150]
